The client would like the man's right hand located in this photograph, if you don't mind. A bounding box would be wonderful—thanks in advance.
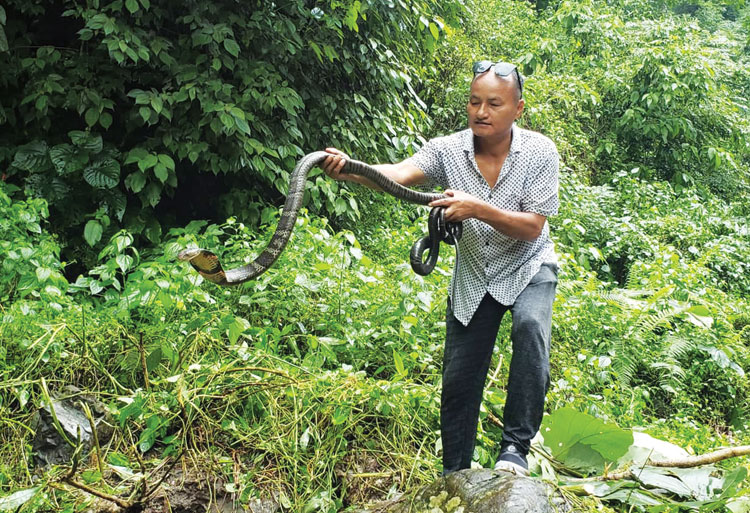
[322,147,351,182]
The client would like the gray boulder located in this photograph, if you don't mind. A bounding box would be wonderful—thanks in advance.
[360,469,570,513]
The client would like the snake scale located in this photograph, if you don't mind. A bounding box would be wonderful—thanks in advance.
[178,151,460,285]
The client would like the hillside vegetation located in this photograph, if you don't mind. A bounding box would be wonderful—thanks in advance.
[0,0,749,511]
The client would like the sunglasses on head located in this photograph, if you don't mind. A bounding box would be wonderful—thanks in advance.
[472,60,524,98]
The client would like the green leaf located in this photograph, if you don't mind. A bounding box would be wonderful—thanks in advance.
[83,158,120,189]
[141,182,161,208]
[635,468,694,498]
[70,131,103,153]
[542,407,633,474]
[223,39,240,57]
[146,347,162,372]
[234,116,251,135]
[685,305,713,328]
[85,107,99,127]
[36,267,52,282]
[143,218,161,242]
[429,22,440,41]
[125,171,147,193]
[81,470,102,484]
[393,349,406,377]
[150,96,163,113]
[344,1,361,32]
[228,316,249,344]
[0,6,6,25]
[0,27,7,53]
[125,0,139,13]
[49,144,87,174]
[107,452,130,467]
[13,141,49,172]
[332,405,350,425]
[105,189,127,221]
[99,112,113,129]
[138,154,158,172]
[35,95,48,111]
[116,254,133,273]
[157,154,175,170]
[84,220,103,247]
[153,163,168,183]
[0,487,41,511]
[124,147,148,164]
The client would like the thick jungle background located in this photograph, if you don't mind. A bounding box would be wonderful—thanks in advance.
[1,0,749,511]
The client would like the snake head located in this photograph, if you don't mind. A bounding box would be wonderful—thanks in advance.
[178,248,203,261]
[177,248,229,285]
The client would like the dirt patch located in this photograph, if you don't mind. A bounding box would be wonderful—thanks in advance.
[335,451,402,507]
[84,468,278,513]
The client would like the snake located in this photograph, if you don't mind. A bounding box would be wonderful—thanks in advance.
[178,151,461,285]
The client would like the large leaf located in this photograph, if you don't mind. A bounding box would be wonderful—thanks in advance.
[619,431,690,466]
[102,188,127,221]
[541,407,633,473]
[636,468,694,498]
[84,220,103,247]
[69,131,103,153]
[49,143,89,175]
[0,487,41,510]
[84,158,120,189]
[13,141,50,172]
[698,345,745,377]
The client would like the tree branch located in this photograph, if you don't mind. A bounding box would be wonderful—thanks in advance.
[648,445,750,468]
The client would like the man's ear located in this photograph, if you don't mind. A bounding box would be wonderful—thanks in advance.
[515,98,525,119]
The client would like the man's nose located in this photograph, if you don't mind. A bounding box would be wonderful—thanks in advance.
[476,103,488,117]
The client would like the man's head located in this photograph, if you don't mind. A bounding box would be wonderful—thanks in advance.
[472,61,524,101]
[467,61,525,140]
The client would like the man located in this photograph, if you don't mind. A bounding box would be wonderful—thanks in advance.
[322,61,559,476]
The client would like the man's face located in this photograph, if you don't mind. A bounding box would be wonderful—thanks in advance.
[466,72,524,139]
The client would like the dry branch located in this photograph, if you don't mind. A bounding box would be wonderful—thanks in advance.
[648,445,750,468]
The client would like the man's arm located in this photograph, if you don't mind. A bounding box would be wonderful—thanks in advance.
[429,189,547,242]
[322,147,427,189]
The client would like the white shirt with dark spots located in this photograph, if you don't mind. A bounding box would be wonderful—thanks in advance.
[407,124,559,326]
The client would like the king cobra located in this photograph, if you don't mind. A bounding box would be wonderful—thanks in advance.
[178,151,461,285]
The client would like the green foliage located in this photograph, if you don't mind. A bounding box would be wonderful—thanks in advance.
[542,407,633,474]
[543,409,750,510]
[1,1,749,512]
[0,184,67,307]
[0,0,466,247]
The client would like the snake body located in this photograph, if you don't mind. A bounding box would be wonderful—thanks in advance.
[410,207,462,276]
[178,151,459,285]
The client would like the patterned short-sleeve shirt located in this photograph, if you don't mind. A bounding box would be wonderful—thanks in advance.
[406,124,559,326]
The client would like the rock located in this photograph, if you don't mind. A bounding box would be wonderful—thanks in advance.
[31,388,113,468]
[359,469,571,513]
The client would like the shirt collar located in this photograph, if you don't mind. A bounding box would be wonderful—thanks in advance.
[463,123,522,156]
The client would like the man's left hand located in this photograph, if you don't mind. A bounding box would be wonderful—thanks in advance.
[428,189,484,222]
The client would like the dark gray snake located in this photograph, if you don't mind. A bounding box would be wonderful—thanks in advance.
[178,151,461,285]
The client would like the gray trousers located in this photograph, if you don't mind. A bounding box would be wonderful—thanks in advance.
[441,263,558,474]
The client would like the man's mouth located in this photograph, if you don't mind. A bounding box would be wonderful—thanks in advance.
[475,121,491,126]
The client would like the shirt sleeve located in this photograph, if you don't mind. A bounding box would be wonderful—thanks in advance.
[405,139,448,189]
[521,144,559,217]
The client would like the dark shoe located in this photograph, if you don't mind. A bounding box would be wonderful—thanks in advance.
[493,443,529,476]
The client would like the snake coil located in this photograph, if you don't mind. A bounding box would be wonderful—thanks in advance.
[410,207,462,276]
[178,151,461,285]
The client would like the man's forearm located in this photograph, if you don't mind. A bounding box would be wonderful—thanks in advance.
[475,202,546,241]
